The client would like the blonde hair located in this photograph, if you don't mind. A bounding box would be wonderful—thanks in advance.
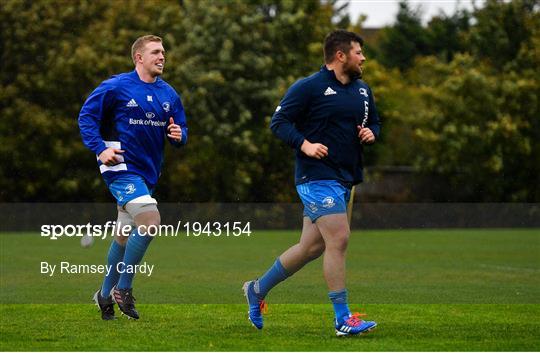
[131,35,162,64]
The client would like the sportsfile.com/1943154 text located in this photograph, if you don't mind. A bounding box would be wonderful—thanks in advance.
[40,221,252,240]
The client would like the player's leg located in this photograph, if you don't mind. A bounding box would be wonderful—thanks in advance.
[94,206,134,320]
[243,212,326,329]
[317,213,376,336]
[102,207,132,295]
[113,196,159,319]
[316,213,349,291]
[117,201,159,290]
[278,216,325,274]
[316,213,350,321]
[102,174,158,319]
[255,216,325,297]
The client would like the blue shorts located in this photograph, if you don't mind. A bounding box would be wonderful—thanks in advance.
[296,180,351,222]
[108,174,154,206]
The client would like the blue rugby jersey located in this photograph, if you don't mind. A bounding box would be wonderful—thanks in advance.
[78,70,188,188]
[270,66,381,186]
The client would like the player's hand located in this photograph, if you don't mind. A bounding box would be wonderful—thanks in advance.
[98,147,124,166]
[358,126,375,144]
[300,140,328,159]
[167,117,182,142]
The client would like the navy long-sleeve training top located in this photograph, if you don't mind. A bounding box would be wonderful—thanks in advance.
[270,65,381,187]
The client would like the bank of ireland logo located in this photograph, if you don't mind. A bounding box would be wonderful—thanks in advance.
[146,112,155,119]
[116,191,123,202]
[309,202,318,213]
[322,196,335,209]
[359,88,368,97]
[162,102,171,113]
[125,183,136,195]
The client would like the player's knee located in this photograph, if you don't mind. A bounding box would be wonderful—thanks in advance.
[114,234,129,246]
[135,213,161,237]
[336,233,349,252]
[125,197,159,224]
[306,243,325,260]
[328,231,349,253]
[139,212,161,227]
[115,206,134,245]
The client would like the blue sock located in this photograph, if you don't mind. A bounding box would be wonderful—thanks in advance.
[329,289,351,322]
[255,258,290,298]
[101,240,126,298]
[117,230,153,290]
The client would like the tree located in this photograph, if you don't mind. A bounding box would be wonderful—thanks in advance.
[0,0,184,201]
[378,1,430,71]
[425,9,471,62]
[158,0,336,202]
[2,0,537,203]
[0,0,337,202]
[411,52,538,201]
[469,0,539,68]
[372,0,539,201]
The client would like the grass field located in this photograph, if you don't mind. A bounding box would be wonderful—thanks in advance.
[1,229,539,351]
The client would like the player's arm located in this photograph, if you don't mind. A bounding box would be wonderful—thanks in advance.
[78,80,124,165]
[167,94,188,147]
[358,87,381,144]
[270,80,328,159]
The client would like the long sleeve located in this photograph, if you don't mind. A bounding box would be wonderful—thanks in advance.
[269,79,311,150]
[78,80,116,156]
[168,93,188,147]
[366,87,381,139]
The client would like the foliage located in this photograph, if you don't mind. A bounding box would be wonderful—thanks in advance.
[377,1,431,71]
[160,0,336,202]
[0,0,183,201]
[0,0,538,202]
[410,54,538,201]
[0,0,335,202]
[376,0,471,69]
[408,0,540,201]
[469,0,538,67]
[370,0,539,201]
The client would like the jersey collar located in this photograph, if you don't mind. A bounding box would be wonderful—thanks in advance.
[129,70,162,85]
[320,65,354,87]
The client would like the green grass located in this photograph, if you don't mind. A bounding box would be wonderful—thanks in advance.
[1,229,539,350]
[1,304,539,351]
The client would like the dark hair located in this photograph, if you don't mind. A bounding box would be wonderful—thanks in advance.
[323,30,364,63]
